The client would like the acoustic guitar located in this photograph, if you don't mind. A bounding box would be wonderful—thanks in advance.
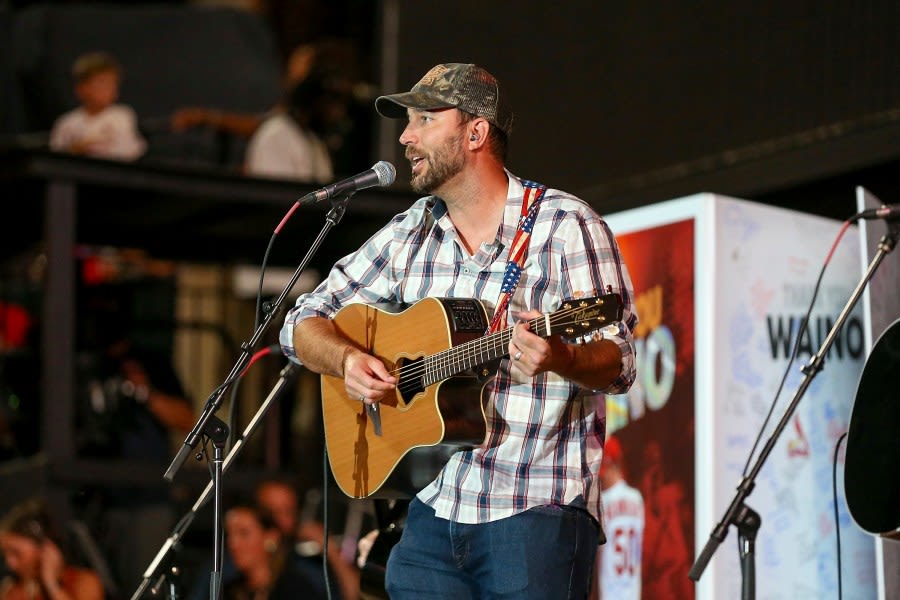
[321,294,623,499]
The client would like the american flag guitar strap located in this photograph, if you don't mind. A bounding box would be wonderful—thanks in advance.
[485,179,547,334]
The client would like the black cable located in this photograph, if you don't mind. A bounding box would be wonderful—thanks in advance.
[322,444,333,600]
[741,220,852,476]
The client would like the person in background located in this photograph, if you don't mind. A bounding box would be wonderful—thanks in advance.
[186,476,358,600]
[170,43,320,141]
[221,500,315,600]
[170,40,371,177]
[242,72,339,183]
[74,295,195,594]
[591,434,644,600]
[279,62,638,599]
[0,499,104,600]
[48,51,146,161]
[254,477,359,600]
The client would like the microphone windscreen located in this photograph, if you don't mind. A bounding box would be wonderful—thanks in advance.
[372,161,396,187]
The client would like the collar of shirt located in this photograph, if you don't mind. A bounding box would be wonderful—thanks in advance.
[424,170,527,251]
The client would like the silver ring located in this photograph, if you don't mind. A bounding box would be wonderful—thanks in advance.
[358,394,366,403]
[514,351,523,361]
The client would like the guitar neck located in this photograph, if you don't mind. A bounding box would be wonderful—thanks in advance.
[423,315,547,386]
[420,294,621,386]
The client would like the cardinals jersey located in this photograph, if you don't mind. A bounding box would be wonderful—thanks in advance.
[599,480,644,600]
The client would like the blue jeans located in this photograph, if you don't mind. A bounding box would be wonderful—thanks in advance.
[384,497,599,599]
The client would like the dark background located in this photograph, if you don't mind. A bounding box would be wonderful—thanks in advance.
[3,1,899,227]
[381,1,900,220]
[1,1,898,597]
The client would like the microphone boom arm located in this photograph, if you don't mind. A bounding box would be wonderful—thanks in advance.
[140,191,357,600]
[164,193,353,481]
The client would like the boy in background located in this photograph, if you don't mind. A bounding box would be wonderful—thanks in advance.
[49,51,146,161]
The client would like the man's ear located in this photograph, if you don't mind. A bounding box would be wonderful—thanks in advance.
[469,119,490,145]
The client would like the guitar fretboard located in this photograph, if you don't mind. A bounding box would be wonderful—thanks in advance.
[423,316,547,385]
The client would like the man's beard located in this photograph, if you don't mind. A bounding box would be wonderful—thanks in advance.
[410,132,466,194]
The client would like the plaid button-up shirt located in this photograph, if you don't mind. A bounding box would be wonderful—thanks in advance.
[281,172,637,525]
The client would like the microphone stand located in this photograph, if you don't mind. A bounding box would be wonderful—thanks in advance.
[135,193,353,600]
[688,221,900,598]
[165,193,352,482]
[130,362,299,600]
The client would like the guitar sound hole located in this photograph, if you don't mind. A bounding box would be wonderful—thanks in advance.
[396,356,425,404]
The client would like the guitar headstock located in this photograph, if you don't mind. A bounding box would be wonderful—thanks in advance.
[547,293,624,338]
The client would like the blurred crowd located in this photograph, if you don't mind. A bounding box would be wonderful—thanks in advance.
[0,478,364,600]
[47,39,374,183]
[1,3,382,599]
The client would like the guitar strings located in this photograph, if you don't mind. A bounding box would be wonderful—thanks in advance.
[423,299,612,381]
[387,306,594,396]
[391,321,527,396]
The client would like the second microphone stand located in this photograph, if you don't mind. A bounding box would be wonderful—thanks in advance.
[689,220,900,598]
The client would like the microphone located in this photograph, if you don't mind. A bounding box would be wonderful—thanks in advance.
[300,161,396,204]
[855,204,900,221]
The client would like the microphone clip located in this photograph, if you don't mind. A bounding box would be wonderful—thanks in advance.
[853,204,900,222]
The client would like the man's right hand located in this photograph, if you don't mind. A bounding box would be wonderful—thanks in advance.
[341,349,397,406]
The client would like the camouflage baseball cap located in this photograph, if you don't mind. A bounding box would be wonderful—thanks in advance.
[375,63,514,135]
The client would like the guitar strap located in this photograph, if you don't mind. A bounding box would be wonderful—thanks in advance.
[486,179,548,334]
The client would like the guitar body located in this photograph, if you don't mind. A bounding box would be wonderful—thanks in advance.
[322,297,492,499]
